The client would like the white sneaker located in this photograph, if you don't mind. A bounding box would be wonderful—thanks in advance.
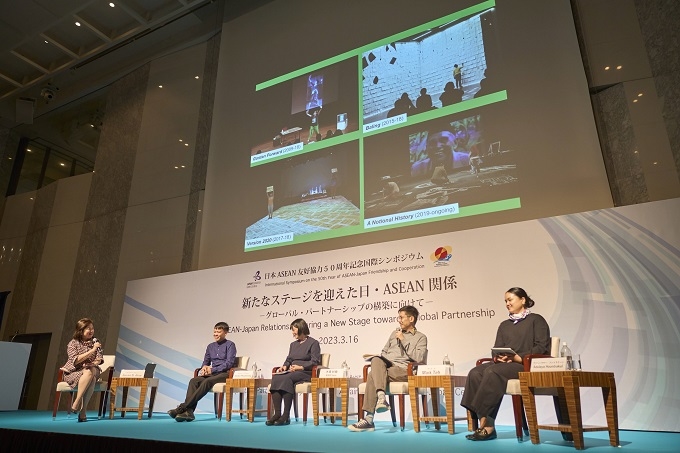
[375,397,390,413]
[348,419,375,432]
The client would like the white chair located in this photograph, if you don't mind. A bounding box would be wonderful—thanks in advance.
[195,355,249,421]
[267,353,331,424]
[469,336,560,441]
[357,352,428,431]
[52,354,116,420]
[293,352,330,424]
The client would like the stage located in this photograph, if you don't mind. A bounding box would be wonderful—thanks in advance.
[1,410,678,452]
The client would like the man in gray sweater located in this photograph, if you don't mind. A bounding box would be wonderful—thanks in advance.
[349,305,428,432]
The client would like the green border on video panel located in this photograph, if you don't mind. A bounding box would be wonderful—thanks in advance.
[358,51,365,227]
[244,198,520,251]
[246,0,504,252]
[255,0,495,91]
[363,198,521,233]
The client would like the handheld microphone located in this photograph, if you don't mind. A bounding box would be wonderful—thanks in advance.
[395,327,403,350]
[93,337,103,353]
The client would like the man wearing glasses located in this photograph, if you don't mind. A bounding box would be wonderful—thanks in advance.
[349,305,428,432]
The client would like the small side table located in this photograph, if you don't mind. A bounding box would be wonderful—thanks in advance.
[224,377,271,422]
[108,377,159,420]
[519,371,619,450]
[311,376,361,427]
[408,374,468,434]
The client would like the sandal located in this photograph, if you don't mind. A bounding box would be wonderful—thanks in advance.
[71,400,83,413]
[470,428,497,441]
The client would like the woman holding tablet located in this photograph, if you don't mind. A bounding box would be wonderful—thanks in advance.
[460,287,550,441]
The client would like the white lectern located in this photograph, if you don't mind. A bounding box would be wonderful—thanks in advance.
[0,341,31,410]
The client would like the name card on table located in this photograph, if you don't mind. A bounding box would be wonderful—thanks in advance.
[319,368,348,378]
[232,370,256,379]
[120,369,145,378]
[530,357,567,371]
[417,365,454,376]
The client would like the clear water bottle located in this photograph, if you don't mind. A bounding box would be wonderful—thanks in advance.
[560,342,573,370]
[341,360,349,370]
[251,362,258,377]
[442,354,451,366]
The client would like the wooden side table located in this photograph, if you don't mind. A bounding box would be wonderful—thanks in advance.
[311,376,361,427]
[519,371,619,450]
[224,377,271,422]
[408,374,468,434]
[108,377,159,420]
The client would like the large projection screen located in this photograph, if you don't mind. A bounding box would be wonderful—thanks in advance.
[201,0,612,269]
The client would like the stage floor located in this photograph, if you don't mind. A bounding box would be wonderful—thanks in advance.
[1,410,678,452]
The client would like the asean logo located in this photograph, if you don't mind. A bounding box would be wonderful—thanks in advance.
[430,246,452,265]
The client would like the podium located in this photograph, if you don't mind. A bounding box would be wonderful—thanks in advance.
[0,342,31,410]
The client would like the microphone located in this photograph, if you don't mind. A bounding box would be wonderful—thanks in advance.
[93,337,103,353]
[395,327,404,355]
[10,330,19,342]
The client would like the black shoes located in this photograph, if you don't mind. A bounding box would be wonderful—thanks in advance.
[77,415,87,423]
[168,404,186,419]
[266,415,290,426]
[265,415,280,426]
[175,408,195,422]
[467,428,497,441]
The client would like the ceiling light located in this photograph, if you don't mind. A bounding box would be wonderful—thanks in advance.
[44,40,49,44]
[75,21,81,27]
[181,165,186,168]
[60,163,65,166]
[179,139,183,142]
[27,148,32,152]
[158,85,163,88]
[634,150,638,154]
[637,93,643,97]
[195,76,200,79]
[184,143,189,147]
[616,65,622,70]
[653,161,658,165]
[633,99,638,103]
[604,66,610,70]
[109,2,115,7]
[174,166,179,169]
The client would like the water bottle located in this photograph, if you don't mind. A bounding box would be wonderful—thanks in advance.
[442,354,451,366]
[560,342,573,370]
[251,362,258,377]
[341,360,349,370]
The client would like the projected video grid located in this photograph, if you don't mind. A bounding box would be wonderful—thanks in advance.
[244,1,514,251]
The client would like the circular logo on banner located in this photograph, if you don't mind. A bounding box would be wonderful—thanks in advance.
[431,246,452,265]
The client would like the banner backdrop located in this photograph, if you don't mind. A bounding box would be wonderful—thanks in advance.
[119,198,680,431]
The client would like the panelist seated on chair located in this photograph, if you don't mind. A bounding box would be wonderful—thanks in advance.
[167,321,237,422]
[461,287,550,441]
[349,305,427,432]
[266,318,321,426]
[61,317,104,423]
